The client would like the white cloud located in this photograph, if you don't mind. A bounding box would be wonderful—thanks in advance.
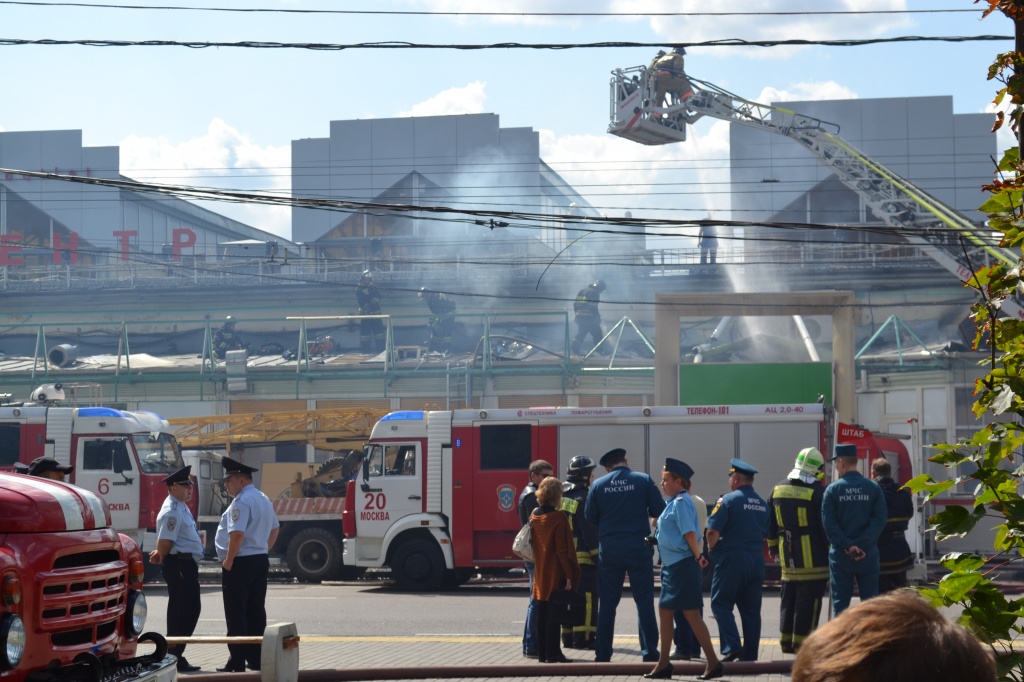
[398,81,488,117]
[756,81,859,104]
[119,119,291,239]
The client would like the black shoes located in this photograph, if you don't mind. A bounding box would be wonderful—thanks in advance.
[176,662,201,673]
[541,655,571,663]
[216,662,246,673]
[523,651,539,659]
[696,661,725,680]
[669,647,691,661]
[643,662,674,679]
[721,651,741,663]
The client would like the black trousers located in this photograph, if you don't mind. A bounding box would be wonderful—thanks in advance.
[162,555,201,661]
[535,600,564,663]
[778,579,826,653]
[221,554,270,668]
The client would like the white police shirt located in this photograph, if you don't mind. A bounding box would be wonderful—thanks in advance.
[215,483,280,560]
[155,496,205,562]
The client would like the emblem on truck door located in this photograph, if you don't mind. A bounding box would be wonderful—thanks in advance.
[497,484,516,512]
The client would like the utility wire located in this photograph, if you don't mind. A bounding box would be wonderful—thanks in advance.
[0,36,1010,50]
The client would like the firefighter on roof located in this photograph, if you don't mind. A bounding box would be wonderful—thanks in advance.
[419,287,457,353]
[571,279,607,355]
[560,455,600,650]
[213,315,246,359]
[356,270,385,353]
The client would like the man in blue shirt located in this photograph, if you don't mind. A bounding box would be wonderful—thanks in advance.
[706,458,769,662]
[215,457,280,673]
[584,447,666,663]
[822,444,887,615]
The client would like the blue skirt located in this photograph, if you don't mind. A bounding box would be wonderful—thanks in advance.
[659,556,703,611]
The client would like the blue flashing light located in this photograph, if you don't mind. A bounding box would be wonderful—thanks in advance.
[380,411,424,421]
[78,407,126,417]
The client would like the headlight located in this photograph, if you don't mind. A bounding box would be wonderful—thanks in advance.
[125,591,147,637]
[0,614,25,670]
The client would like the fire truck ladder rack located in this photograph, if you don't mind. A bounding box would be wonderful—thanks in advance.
[167,407,390,452]
[608,66,1023,318]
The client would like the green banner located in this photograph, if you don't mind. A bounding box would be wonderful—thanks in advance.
[678,363,832,405]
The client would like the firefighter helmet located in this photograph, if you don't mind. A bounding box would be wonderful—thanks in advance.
[418,287,430,300]
[673,46,686,56]
[224,315,236,327]
[361,270,373,283]
[567,455,597,482]
[788,447,825,480]
[591,279,607,292]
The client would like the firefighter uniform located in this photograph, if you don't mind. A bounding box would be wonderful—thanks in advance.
[652,48,693,108]
[560,472,599,649]
[822,445,887,616]
[571,280,606,355]
[876,475,914,592]
[154,466,205,672]
[421,289,456,353]
[584,448,666,663]
[213,317,244,359]
[215,458,280,672]
[356,273,385,353]
[766,448,829,654]
[706,458,769,662]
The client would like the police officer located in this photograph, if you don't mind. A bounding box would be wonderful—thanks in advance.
[149,465,204,673]
[15,456,72,481]
[706,458,769,662]
[822,444,887,616]
[517,459,554,659]
[215,457,280,673]
[213,316,245,359]
[871,458,915,592]
[356,270,385,353]
[766,448,829,654]
[571,280,607,356]
[418,287,457,353]
[584,447,666,663]
[560,455,599,650]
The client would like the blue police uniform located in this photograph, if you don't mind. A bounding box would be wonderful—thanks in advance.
[154,466,205,671]
[215,459,280,672]
[584,449,666,663]
[822,468,887,615]
[706,459,769,662]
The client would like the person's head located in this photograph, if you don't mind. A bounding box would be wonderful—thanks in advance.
[418,287,430,300]
[791,590,995,682]
[566,455,596,486]
[599,448,627,471]
[24,457,73,481]
[871,457,892,480]
[528,459,554,486]
[831,444,859,475]
[535,476,563,507]
[221,457,257,497]
[673,47,686,55]
[789,447,826,481]
[361,270,373,284]
[224,315,236,330]
[656,49,666,58]
[162,465,194,502]
[728,458,757,490]
[591,279,607,293]
[661,458,694,496]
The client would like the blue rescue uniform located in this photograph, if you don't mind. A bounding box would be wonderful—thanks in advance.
[706,485,769,661]
[821,471,887,615]
[584,465,666,662]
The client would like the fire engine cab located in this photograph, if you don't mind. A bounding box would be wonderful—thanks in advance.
[342,404,830,590]
[0,385,192,559]
[0,471,177,681]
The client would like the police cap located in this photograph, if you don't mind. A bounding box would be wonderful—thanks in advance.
[221,456,258,478]
[161,465,193,485]
[831,443,858,461]
[26,457,73,477]
[728,458,758,477]
[664,457,694,481]
[599,448,627,469]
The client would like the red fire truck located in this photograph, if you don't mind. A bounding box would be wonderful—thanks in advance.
[342,404,832,590]
[0,384,193,563]
[0,471,177,681]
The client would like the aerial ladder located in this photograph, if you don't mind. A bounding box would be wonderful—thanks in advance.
[608,65,1024,319]
[167,407,389,452]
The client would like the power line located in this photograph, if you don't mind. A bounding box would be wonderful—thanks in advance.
[0,2,986,17]
[0,36,1010,50]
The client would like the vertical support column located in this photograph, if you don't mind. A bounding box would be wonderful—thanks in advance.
[832,294,856,426]
[654,296,680,406]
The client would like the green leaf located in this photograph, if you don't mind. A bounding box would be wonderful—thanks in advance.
[938,570,985,601]
[940,552,988,572]
[905,473,956,498]
[931,504,987,540]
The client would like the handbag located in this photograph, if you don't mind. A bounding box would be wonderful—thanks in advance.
[549,589,587,626]
[512,522,534,562]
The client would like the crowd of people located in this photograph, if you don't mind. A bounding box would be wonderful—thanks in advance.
[517,444,996,680]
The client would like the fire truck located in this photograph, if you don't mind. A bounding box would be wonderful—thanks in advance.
[341,404,832,590]
[0,384,192,562]
[0,471,177,682]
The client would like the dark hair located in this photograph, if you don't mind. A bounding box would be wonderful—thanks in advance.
[535,477,563,506]
[792,590,995,682]
[529,459,553,475]
[871,458,892,478]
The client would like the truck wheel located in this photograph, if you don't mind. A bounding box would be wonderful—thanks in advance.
[286,527,342,583]
[391,538,444,591]
[440,567,474,589]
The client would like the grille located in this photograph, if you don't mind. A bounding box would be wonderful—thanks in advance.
[38,552,128,648]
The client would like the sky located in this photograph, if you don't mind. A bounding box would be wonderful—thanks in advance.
[0,0,1013,243]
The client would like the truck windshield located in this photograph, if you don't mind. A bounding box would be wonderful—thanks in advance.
[133,433,185,474]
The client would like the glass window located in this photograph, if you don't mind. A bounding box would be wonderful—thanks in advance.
[364,444,416,477]
[0,425,19,466]
[480,424,532,471]
[83,439,116,470]
[134,433,184,474]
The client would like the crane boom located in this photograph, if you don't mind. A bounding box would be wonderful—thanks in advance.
[167,407,389,451]
[608,65,1022,318]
